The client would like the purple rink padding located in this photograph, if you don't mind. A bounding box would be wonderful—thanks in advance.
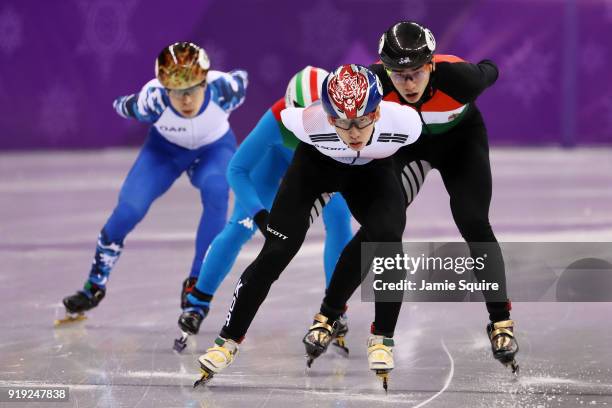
[1,0,612,150]
[1,147,612,406]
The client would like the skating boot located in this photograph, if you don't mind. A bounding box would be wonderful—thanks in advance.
[367,334,394,392]
[174,284,212,352]
[302,313,342,367]
[174,305,209,352]
[194,337,239,387]
[487,319,519,375]
[56,231,121,326]
[56,283,105,326]
[180,277,197,308]
[331,313,349,355]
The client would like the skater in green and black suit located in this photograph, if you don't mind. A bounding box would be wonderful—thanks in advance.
[307,21,519,377]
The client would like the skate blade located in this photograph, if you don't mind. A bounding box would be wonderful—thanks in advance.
[54,313,86,326]
[173,332,189,353]
[375,370,390,392]
[306,356,314,368]
[332,336,349,356]
[508,360,519,375]
[193,369,213,388]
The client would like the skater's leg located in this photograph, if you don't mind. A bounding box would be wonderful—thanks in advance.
[319,194,353,354]
[397,159,432,208]
[322,162,406,336]
[349,167,406,337]
[438,121,517,371]
[176,211,256,341]
[306,161,405,369]
[187,130,237,279]
[178,149,291,342]
[320,228,365,320]
[103,134,183,243]
[219,144,330,342]
[64,133,183,315]
[321,193,353,287]
[318,154,431,328]
[190,208,257,306]
[438,125,510,321]
[190,147,290,306]
[97,133,183,287]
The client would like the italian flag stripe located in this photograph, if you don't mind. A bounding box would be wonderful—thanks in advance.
[295,70,305,107]
[309,68,319,101]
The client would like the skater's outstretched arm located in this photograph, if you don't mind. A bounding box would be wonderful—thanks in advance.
[208,70,248,113]
[112,79,170,123]
[433,55,498,103]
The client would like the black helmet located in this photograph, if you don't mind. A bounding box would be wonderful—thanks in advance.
[378,21,436,70]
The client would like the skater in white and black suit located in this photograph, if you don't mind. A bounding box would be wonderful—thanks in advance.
[193,64,422,387]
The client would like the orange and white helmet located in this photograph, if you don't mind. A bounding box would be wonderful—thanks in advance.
[155,42,210,90]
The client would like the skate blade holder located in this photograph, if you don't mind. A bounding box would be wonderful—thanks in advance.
[375,369,390,392]
[506,359,519,376]
[305,354,316,369]
[494,350,519,376]
[304,344,327,368]
[193,368,213,388]
[173,332,189,353]
[54,313,87,327]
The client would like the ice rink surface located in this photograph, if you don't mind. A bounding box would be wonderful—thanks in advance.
[1,147,612,407]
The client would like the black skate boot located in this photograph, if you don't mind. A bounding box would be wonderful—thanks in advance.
[174,306,210,352]
[56,283,105,326]
[178,307,209,335]
[174,285,212,352]
[302,313,343,367]
[180,277,198,309]
[487,319,519,375]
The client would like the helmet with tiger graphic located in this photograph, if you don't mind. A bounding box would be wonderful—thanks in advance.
[155,42,210,90]
[285,66,329,108]
[321,64,383,119]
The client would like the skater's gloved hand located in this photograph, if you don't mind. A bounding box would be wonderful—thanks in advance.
[112,94,137,119]
[230,69,249,89]
[253,209,270,235]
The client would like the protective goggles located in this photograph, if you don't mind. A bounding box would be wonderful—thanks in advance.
[331,112,376,130]
[167,81,206,98]
[385,66,429,83]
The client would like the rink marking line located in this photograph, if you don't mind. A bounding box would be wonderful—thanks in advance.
[132,339,159,408]
[410,338,454,408]
[258,389,274,408]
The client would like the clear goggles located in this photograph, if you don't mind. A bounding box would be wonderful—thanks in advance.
[332,112,376,130]
[385,66,429,83]
[167,81,206,98]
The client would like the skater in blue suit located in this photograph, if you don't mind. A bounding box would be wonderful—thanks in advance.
[59,42,247,323]
[174,67,353,351]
